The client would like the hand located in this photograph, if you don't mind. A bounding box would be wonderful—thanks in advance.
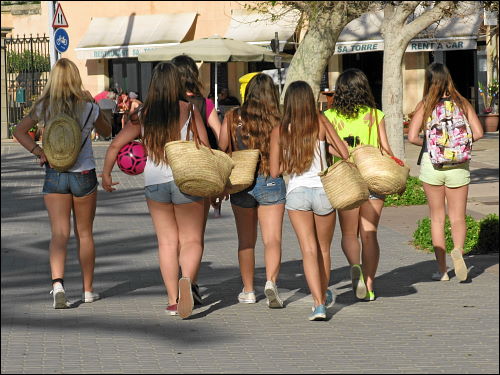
[38,151,48,166]
[100,173,119,192]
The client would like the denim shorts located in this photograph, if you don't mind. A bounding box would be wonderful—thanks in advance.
[286,186,334,216]
[42,167,98,197]
[145,181,203,204]
[369,191,386,200]
[230,175,286,208]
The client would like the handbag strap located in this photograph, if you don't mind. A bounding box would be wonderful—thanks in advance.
[186,103,214,154]
[79,105,94,152]
[318,112,348,162]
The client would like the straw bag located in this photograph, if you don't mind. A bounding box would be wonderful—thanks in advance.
[164,105,234,197]
[318,115,369,210]
[350,110,410,195]
[226,109,260,194]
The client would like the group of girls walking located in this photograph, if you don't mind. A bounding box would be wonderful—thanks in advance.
[14,56,483,321]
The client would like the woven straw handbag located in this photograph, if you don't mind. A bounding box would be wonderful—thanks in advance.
[317,114,369,210]
[350,109,410,195]
[351,145,410,195]
[319,160,369,210]
[225,109,261,194]
[164,104,234,197]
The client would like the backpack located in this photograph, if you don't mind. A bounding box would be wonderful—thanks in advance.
[187,96,219,149]
[425,100,472,167]
[43,106,94,172]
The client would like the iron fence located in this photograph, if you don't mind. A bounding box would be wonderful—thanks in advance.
[4,33,50,135]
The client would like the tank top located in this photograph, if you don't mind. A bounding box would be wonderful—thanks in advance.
[143,111,192,187]
[287,140,327,195]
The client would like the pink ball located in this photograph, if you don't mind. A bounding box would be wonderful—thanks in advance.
[116,141,147,175]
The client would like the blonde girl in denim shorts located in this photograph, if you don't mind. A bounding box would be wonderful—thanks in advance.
[270,81,349,320]
[408,63,483,282]
[14,58,112,309]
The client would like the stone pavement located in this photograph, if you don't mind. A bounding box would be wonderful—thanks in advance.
[1,135,498,374]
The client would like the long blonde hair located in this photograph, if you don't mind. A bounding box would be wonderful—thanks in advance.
[421,63,469,130]
[225,73,281,175]
[29,58,89,123]
[280,81,319,175]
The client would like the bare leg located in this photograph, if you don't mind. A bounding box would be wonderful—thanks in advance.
[338,208,361,265]
[445,185,469,251]
[359,199,384,292]
[72,190,97,292]
[44,194,72,282]
[288,209,324,307]
[313,211,336,295]
[423,183,447,273]
[146,199,179,306]
[231,204,258,292]
[258,204,285,283]
[192,198,211,284]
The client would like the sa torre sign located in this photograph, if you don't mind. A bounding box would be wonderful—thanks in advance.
[335,37,476,55]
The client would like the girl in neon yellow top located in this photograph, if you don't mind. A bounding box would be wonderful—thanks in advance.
[323,68,394,302]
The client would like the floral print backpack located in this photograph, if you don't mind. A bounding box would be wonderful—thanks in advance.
[425,99,473,167]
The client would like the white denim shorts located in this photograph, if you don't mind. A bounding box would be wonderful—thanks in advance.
[285,186,334,216]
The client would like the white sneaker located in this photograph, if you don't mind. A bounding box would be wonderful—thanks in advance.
[432,271,450,281]
[238,289,256,303]
[82,291,100,303]
[264,280,284,308]
[50,283,70,309]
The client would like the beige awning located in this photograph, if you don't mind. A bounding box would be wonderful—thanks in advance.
[224,9,300,51]
[335,3,482,54]
[75,13,197,60]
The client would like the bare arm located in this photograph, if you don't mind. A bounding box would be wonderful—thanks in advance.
[192,106,210,147]
[319,113,349,160]
[217,112,229,152]
[377,118,394,156]
[101,121,141,192]
[465,101,483,142]
[408,101,424,146]
[13,114,47,166]
[269,126,282,178]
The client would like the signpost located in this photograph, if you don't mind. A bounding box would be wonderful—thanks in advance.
[48,1,69,65]
[52,3,69,28]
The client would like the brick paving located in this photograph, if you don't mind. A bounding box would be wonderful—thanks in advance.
[1,136,498,374]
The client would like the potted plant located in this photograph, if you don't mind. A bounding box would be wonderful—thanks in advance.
[403,111,414,135]
[478,80,499,132]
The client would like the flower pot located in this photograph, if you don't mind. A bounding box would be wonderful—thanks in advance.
[479,114,499,133]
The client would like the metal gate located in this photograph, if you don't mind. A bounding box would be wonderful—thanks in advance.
[4,34,50,135]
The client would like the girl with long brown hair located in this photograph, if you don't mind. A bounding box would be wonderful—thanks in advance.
[324,68,394,302]
[219,73,286,308]
[101,62,209,319]
[13,58,111,308]
[408,63,483,281]
[270,80,348,320]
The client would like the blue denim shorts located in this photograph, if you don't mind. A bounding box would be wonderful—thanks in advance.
[286,186,334,216]
[369,191,386,200]
[145,181,203,204]
[230,175,286,208]
[42,167,98,197]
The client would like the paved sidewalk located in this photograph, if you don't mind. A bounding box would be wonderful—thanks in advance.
[1,136,498,374]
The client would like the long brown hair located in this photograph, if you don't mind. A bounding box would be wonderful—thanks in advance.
[420,63,468,130]
[171,55,203,97]
[29,58,89,123]
[280,81,319,175]
[331,68,377,118]
[226,73,280,175]
[140,62,184,164]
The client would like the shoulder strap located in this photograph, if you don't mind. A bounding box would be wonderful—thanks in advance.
[79,105,94,151]
[319,112,348,161]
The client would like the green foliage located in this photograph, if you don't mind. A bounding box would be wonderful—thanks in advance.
[412,214,499,254]
[7,49,50,73]
[384,176,427,207]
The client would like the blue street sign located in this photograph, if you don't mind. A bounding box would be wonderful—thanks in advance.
[54,28,69,53]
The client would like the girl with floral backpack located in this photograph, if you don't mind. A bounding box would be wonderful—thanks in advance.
[408,63,483,282]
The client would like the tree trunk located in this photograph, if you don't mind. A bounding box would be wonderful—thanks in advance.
[382,44,406,159]
[282,16,340,103]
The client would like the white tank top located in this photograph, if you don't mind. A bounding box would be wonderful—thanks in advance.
[143,111,192,187]
[287,140,327,195]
